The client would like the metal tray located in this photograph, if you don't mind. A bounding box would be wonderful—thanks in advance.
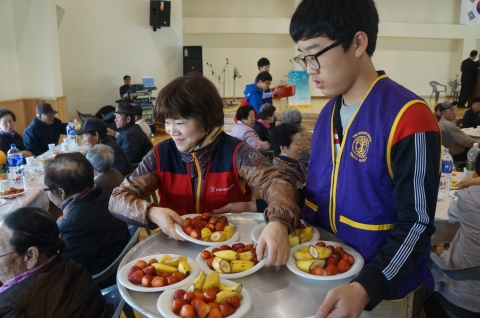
[117,212,346,318]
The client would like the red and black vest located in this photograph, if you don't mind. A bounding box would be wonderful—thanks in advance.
[155,133,252,215]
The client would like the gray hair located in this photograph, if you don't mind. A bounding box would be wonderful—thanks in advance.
[86,144,114,173]
[258,103,276,120]
[281,108,302,125]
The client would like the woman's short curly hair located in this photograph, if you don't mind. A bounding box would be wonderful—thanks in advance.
[0,108,17,121]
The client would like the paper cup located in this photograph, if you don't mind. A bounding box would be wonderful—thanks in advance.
[61,143,69,152]
[25,157,34,166]
[48,144,55,151]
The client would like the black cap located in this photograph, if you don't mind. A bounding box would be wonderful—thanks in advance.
[75,118,107,135]
[36,103,58,115]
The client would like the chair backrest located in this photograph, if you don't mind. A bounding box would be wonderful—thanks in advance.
[92,226,141,284]
[430,251,480,281]
[101,284,125,318]
[76,109,95,123]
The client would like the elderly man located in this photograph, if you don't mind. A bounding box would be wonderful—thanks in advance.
[439,100,480,162]
[77,118,133,176]
[23,103,68,156]
[107,102,152,164]
[134,104,152,136]
[86,144,124,195]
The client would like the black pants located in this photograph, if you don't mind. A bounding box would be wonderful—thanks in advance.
[459,81,473,108]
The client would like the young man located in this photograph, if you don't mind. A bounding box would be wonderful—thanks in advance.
[290,1,441,317]
[244,71,278,114]
[256,58,284,104]
[458,50,479,108]
[119,75,131,97]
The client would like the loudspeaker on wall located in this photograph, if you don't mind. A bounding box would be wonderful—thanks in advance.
[183,46,203,75]
[150,0,171,31]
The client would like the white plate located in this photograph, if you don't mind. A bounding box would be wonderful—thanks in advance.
[195,243,267,279]
[0,199,6,206]
[117,254,200,292]
[286,241,364,281]
[157,278,252,318]
[0,190,26,199]
[174,214,240,247]
[29,169,44,176]
[250,220,320,245]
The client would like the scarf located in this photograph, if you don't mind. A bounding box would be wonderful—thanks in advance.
[0,129,17,138]
[57,185,96,225]
[258,119,270,129]
[188,125,224,153]
[272,155,307,189]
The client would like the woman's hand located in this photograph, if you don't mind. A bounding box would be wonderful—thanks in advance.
[212,201,256,214]
[256,221,290,267]
[147,207,185,240]
[21,150,34,158]
[458,177,480,188]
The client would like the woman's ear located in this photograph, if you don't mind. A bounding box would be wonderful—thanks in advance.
[24,246,40,270]
[58,188,66,200]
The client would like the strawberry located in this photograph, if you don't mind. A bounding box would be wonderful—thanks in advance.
[337,259,351,273]
[326,264,337,276]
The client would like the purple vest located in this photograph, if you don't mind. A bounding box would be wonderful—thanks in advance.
[303,75,433,299]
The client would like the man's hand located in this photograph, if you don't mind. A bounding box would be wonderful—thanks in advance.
[315,283,369,318]
[256,221,290,266]
[107,128,116,136]
[458,177,480,188]
[147,207,185,240]
[212,201,256,214]
[272,87,285,96]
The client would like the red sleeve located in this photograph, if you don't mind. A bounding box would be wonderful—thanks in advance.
[391,103,440,146]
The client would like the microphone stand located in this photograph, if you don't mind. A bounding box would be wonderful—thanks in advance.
[219,58,229,100]
[206,63,222,91]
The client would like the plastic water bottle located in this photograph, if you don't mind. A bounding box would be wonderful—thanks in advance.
[466,143,479,178]
[439,148,454,199]
[66,120,77,150]
[7,144,23,189]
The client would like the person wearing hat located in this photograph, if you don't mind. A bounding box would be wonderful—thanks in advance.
[107,102,152,164]
[23,103,68,156]
[77,118,133,176]
[439,100,480,163]
[134,104,152,137]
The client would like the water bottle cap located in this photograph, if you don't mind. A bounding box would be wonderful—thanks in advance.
[10,144,15,148]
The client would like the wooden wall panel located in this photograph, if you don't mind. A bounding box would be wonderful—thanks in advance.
[0,97,68,135]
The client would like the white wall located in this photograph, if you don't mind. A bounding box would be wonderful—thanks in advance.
[0,0,21,101]
[55,0,184,119]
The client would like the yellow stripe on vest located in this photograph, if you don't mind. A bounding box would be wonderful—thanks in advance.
[305,199,318,212]
[339,215,394,231]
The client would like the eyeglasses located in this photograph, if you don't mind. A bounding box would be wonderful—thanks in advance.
[293,40,342,70]
[43,185,57,192]
[291,141,302,146]
[0,251,15,258]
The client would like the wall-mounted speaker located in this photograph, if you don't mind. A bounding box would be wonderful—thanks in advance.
[150,0,171,31]
[183,46,203,75]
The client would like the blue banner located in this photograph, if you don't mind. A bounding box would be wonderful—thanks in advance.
[287,70,311,107]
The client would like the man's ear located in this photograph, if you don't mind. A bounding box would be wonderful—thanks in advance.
[353,31,369,58]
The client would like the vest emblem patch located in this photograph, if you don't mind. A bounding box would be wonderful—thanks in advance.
[350,131,372,162]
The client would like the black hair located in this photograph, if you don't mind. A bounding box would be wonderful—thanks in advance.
[44,152,95,197]
[154,72,224,132]
[471,96,480,104]
[434,104,442,112]
[123,75,131,80]
[270,123,299,157]
[3,207,68,258]
[255,71,272,84]
[235,105,255,122]
[476,151,480,175]
[470,50,478,57]
[0,108,17,121]
[257,58,270,69]
[86,130,108,140]
[259,104,276,120]
[290,0,379,56]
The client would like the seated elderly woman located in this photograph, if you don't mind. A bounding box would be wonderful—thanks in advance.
[44,152,130,277]
[77,118,133,176]
[0,108,33,157]
[462,96,480,128]
[232,105,270,151]
[109,72,300,267]
[0,207,109,317]
[270,123,308,208]
[281,108,312,153]
[253,103,276,143]
[86,144,125,196]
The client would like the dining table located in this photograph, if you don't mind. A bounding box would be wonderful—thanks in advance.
[461,127,480,139]
[116,213,352,318]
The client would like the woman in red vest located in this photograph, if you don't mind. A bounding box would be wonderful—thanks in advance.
[109,72,301,267]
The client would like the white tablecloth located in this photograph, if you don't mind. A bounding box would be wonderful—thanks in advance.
[461,127,480,139]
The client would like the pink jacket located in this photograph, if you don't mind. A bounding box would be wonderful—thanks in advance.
[231,121,270,151]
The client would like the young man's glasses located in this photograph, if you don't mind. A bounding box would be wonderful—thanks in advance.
[294,40,342,70]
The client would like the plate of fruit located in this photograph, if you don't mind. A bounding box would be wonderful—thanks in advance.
[157,271,252,318]
[174,213,240,247]
[195,242,267,279]
[286,241,364,280]
[251,220,320,248]
[0,188,25,199]
[117,254,200,292]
